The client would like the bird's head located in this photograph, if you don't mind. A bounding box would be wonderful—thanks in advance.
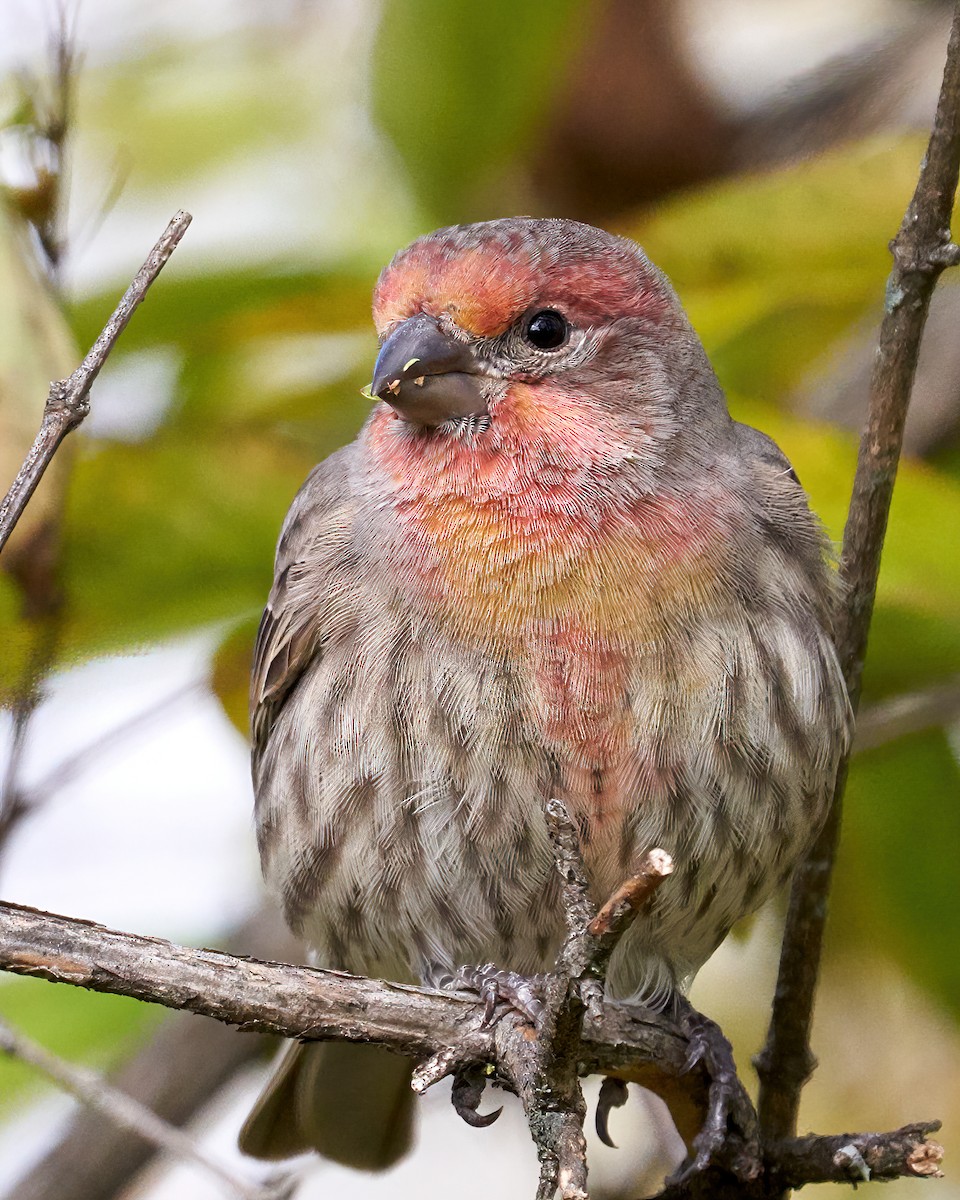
[368,218,728,465]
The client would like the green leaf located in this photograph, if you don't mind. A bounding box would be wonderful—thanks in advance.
[629,135,927,398]
[730,398,960,691]
[55,265,379,666]
[372,0,586,222]
[0,978,160,1115]
[68,266,373,357]
[58,430,310,663]
[831,730,960,1018]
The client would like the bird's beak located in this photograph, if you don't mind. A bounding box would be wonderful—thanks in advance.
[369,314,488,427]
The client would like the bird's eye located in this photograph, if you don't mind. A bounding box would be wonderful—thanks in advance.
[524,309,568,350]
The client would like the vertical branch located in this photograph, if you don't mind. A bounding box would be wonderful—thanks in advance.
[756,1,960,1147]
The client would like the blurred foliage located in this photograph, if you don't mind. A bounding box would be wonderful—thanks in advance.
[623,137,960,1015]
[0,4,958,1124]
[211,614,259,736]
[0,977,160,1113]
[833,729,960,1017]
[0,202,77,697]
[372,0,587,222]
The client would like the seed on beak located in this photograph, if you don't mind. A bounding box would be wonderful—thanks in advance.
[414,376,425,387]
[403,358,421,372]
[386,379,402,397]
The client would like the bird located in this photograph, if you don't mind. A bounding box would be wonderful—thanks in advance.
[238,216,852,1171]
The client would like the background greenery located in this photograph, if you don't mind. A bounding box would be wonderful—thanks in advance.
[1,3,957,1197]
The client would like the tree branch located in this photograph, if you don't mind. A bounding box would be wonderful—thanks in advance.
[0,209,192,556]
[756,0,960,1150]
[0,901,941,1197]
[0,900,693,1088]
[768,1122,944,1190]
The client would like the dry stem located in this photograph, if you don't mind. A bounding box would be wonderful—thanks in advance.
[756,0,960,1151]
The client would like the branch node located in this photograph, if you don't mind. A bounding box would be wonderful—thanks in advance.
[44,377,80,420]
[930,240,960,267]
[411,1046,461,1094]
[834,1142,871,1183]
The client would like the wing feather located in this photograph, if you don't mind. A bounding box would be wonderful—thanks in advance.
[250,446,356,761]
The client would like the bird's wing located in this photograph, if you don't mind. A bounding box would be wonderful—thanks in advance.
[732,419,801,486]
[250,445,355,762]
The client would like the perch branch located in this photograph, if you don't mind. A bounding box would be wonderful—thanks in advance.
[0,900,692,1086]
[0,209,192,555]
[756,0,960,1148]
[0,901,940,1197]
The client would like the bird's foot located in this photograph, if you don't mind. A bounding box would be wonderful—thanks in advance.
[666,996,761,1187]
[430,963,546,1027]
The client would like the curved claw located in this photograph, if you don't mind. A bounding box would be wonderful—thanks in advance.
[596,1077,629,1148]
[452,1067,503,1129]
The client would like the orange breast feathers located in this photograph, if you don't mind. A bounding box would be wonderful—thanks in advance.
[364,382,733,647]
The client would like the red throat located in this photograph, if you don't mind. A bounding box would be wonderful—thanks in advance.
[363,380,729,635]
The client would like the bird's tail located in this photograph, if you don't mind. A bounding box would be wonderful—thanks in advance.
[238,1040,415,1170]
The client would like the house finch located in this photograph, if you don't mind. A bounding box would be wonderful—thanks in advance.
[238,218,851,1169]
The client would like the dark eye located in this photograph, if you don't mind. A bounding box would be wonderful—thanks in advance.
[524,309,568,350]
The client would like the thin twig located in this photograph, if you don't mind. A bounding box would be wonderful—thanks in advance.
[756,0,960,1149]
[521,802,675,1199]
[0,210,192,555]
[0,1017,293,1200]
[586,850,674,970]
[768,1121,944,1190]
[853,675,960,753]
[7,681,202,817]
[545,799,673,1015]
